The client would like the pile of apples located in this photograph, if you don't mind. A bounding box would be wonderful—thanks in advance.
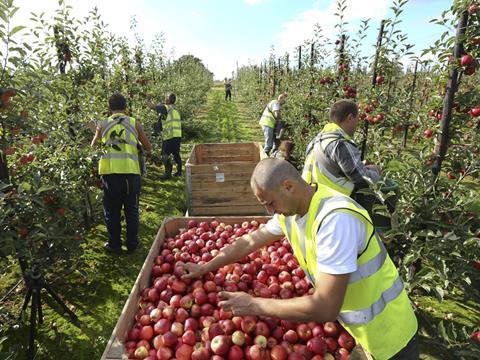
[125,220,355,359]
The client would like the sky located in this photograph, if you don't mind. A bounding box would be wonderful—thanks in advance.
[13,0,453,80]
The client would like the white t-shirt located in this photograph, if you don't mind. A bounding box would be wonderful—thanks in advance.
[265,211,366,275]
[270,101,281,112]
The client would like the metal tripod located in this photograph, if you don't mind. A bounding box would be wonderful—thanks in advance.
[19,263,78,359]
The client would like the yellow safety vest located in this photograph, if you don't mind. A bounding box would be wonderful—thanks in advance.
[278,185,417,360]
[259,100,279,128]
[98,114,140,175]
[302,123,355,195]
[163,105,182,140]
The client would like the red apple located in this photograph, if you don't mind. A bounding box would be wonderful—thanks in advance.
[297,323,312,342]
[211,335,230,355]
[307,337,327,355]
[337,331,355,351]
[134,346,149,359]
[271,344,288,360]
[323,322,340,337]
[175,344,193,360]
[283,330,298,344]
[228,344,244,360]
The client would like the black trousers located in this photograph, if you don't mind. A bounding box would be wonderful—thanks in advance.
[390,333,419,359]
[162,137,182,174]
[101,174,141,251]
[225,89,232,101]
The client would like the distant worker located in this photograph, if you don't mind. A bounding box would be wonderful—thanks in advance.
[272,139,298,170]
[148,93,183,180]
[224,78,232,101]
[303,99,383,216]
[91,92,152,254]
[259,93,287,155]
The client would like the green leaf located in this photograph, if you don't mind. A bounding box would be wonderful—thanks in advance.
[36,185,55,194]
[20,182,33,191]
[9,25,26,36]
[435,286,444,301]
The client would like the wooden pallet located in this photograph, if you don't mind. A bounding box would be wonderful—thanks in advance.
[185,142,268,216]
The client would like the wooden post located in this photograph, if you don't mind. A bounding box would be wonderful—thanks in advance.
[361,20,386,160]
[272,58,276,97]
[310,42,315,68]
[298,46,302,70]
[431,11,469,181]
[0,153,8,182]
[401,60,419,148]
[338,34,346,72]
[285,53,289,73]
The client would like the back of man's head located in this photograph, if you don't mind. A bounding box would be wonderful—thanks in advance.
[278,93,287,103]
[330,99,358,123]
[109,92,127,111]
[251,158,301,192]
[166,93,177,104]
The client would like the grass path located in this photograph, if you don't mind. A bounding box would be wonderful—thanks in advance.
[0,85,262,359]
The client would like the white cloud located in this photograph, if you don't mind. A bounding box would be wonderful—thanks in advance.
[277,0,391,55]
[244,0,268,5]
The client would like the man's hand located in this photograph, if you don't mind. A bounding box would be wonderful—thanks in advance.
[179,262,206,279]
[218,291,259,316]
[366,164,381,174]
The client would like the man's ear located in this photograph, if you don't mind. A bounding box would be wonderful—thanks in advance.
[282,179,295,194]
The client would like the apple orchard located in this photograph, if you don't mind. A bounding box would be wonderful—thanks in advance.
[0,0,479,359]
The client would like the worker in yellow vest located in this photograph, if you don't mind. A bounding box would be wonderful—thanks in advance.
[181,158,418,360]
[259,93,287,155]
[303,99,381,196]
[303,100,388,226]
[148,93,182,180]
[91,93,152,254]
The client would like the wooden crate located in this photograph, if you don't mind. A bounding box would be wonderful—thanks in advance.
[101,215,371,360]
[185,142,268,216]
[101,216,271,360]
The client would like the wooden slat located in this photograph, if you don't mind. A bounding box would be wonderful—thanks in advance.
[191,191,260,207]
[190,205,268,216]
[188,172,252,183]
[188,162,256,175]
[200,155,255,164]
[200,146,254,157]
[191,182,253,193]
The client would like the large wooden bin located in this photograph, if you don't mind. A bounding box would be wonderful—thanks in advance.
[101,216,271,360]
[185,142,268,216]
[101,215,371,360]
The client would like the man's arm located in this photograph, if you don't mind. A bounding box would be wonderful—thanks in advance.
[136,122,152,152]
[181,226,283,279]
[90,128,102,148]
[218,271,350,323]
[330,140,381,186]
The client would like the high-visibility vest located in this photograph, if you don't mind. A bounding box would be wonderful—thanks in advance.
[163,105,182,140]
[278,185,417,360]
[259,100,279,128]
[302,123,355,195]
[98,114,140,175]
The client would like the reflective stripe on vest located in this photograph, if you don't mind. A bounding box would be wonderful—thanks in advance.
[99,115,140,175]
[338,275,404,325]
[277,185,417,359]
[164,105,182,140]
[302,124,356,195]
[302,151,354,195]
[259,100,278,128]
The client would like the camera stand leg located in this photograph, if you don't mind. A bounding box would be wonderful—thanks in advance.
[19,264,78,360]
